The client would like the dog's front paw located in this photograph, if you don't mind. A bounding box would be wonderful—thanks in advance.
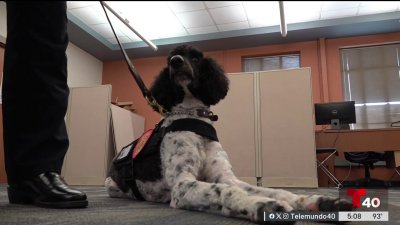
[318,197,353,212]
[305,196,353,212]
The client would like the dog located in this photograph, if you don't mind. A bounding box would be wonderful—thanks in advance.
[105,45,352,224]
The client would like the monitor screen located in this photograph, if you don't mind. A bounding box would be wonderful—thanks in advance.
[314,101,356,129]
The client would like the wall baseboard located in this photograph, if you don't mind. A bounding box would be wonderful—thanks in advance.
[262,177,318,188]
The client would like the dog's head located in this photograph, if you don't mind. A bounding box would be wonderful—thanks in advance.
[150,45,229,112]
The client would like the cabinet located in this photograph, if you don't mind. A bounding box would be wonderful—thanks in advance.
[62,85,113,185]
[62,85,145,185]
[212,68,317,187]
[110,104,145,154]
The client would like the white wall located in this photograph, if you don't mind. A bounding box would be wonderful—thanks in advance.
[0,1,103,87]
[66,43,102,87]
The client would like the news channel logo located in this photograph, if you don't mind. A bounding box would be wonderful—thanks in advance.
[340,187,388,211]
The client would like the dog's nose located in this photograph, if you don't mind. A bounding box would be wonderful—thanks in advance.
[170,55,184,68]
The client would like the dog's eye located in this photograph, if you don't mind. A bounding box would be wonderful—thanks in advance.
[191,57,199,63]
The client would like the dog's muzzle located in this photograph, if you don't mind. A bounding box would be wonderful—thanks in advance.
[170,55,185,69]
[169,55,193,82]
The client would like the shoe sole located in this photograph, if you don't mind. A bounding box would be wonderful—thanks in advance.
[7,186,88,209]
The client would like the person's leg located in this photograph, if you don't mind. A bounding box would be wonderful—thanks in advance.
[3,1,69,185]
[3,2,87,208]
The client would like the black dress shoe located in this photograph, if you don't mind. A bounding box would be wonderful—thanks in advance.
[7,172,88,209]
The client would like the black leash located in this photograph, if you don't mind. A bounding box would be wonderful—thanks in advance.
[100,1,168,116]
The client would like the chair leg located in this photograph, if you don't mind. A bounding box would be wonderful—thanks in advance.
[364,165,371,179]
[359,164,388,187]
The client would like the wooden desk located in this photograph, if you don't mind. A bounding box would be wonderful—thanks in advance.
[315,128,400,166]
[315,128,400,187]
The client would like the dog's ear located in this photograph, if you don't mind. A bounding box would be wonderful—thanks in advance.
[189,57,230,106]
[149,67,184,112]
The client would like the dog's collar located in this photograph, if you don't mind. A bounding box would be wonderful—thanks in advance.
[166,108,218,121]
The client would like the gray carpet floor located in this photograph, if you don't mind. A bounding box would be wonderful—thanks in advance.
[0,185,399,225]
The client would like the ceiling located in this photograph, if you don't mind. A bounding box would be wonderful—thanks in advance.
[66,1,400,61]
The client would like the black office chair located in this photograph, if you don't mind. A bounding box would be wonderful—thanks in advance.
[343,151,388,187]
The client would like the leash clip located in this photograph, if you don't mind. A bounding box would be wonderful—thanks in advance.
[146,95,168,117]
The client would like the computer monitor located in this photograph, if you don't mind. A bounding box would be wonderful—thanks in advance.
[314,101,356,129]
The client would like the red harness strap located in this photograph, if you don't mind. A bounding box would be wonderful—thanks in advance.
[132,129,154,159]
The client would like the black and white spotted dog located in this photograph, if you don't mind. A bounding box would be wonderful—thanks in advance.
[105,45,352,224]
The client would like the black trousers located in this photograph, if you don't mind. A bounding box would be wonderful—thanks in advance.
[2,2,70,184]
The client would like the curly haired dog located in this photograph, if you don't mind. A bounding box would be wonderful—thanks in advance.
[105,45,352,224]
